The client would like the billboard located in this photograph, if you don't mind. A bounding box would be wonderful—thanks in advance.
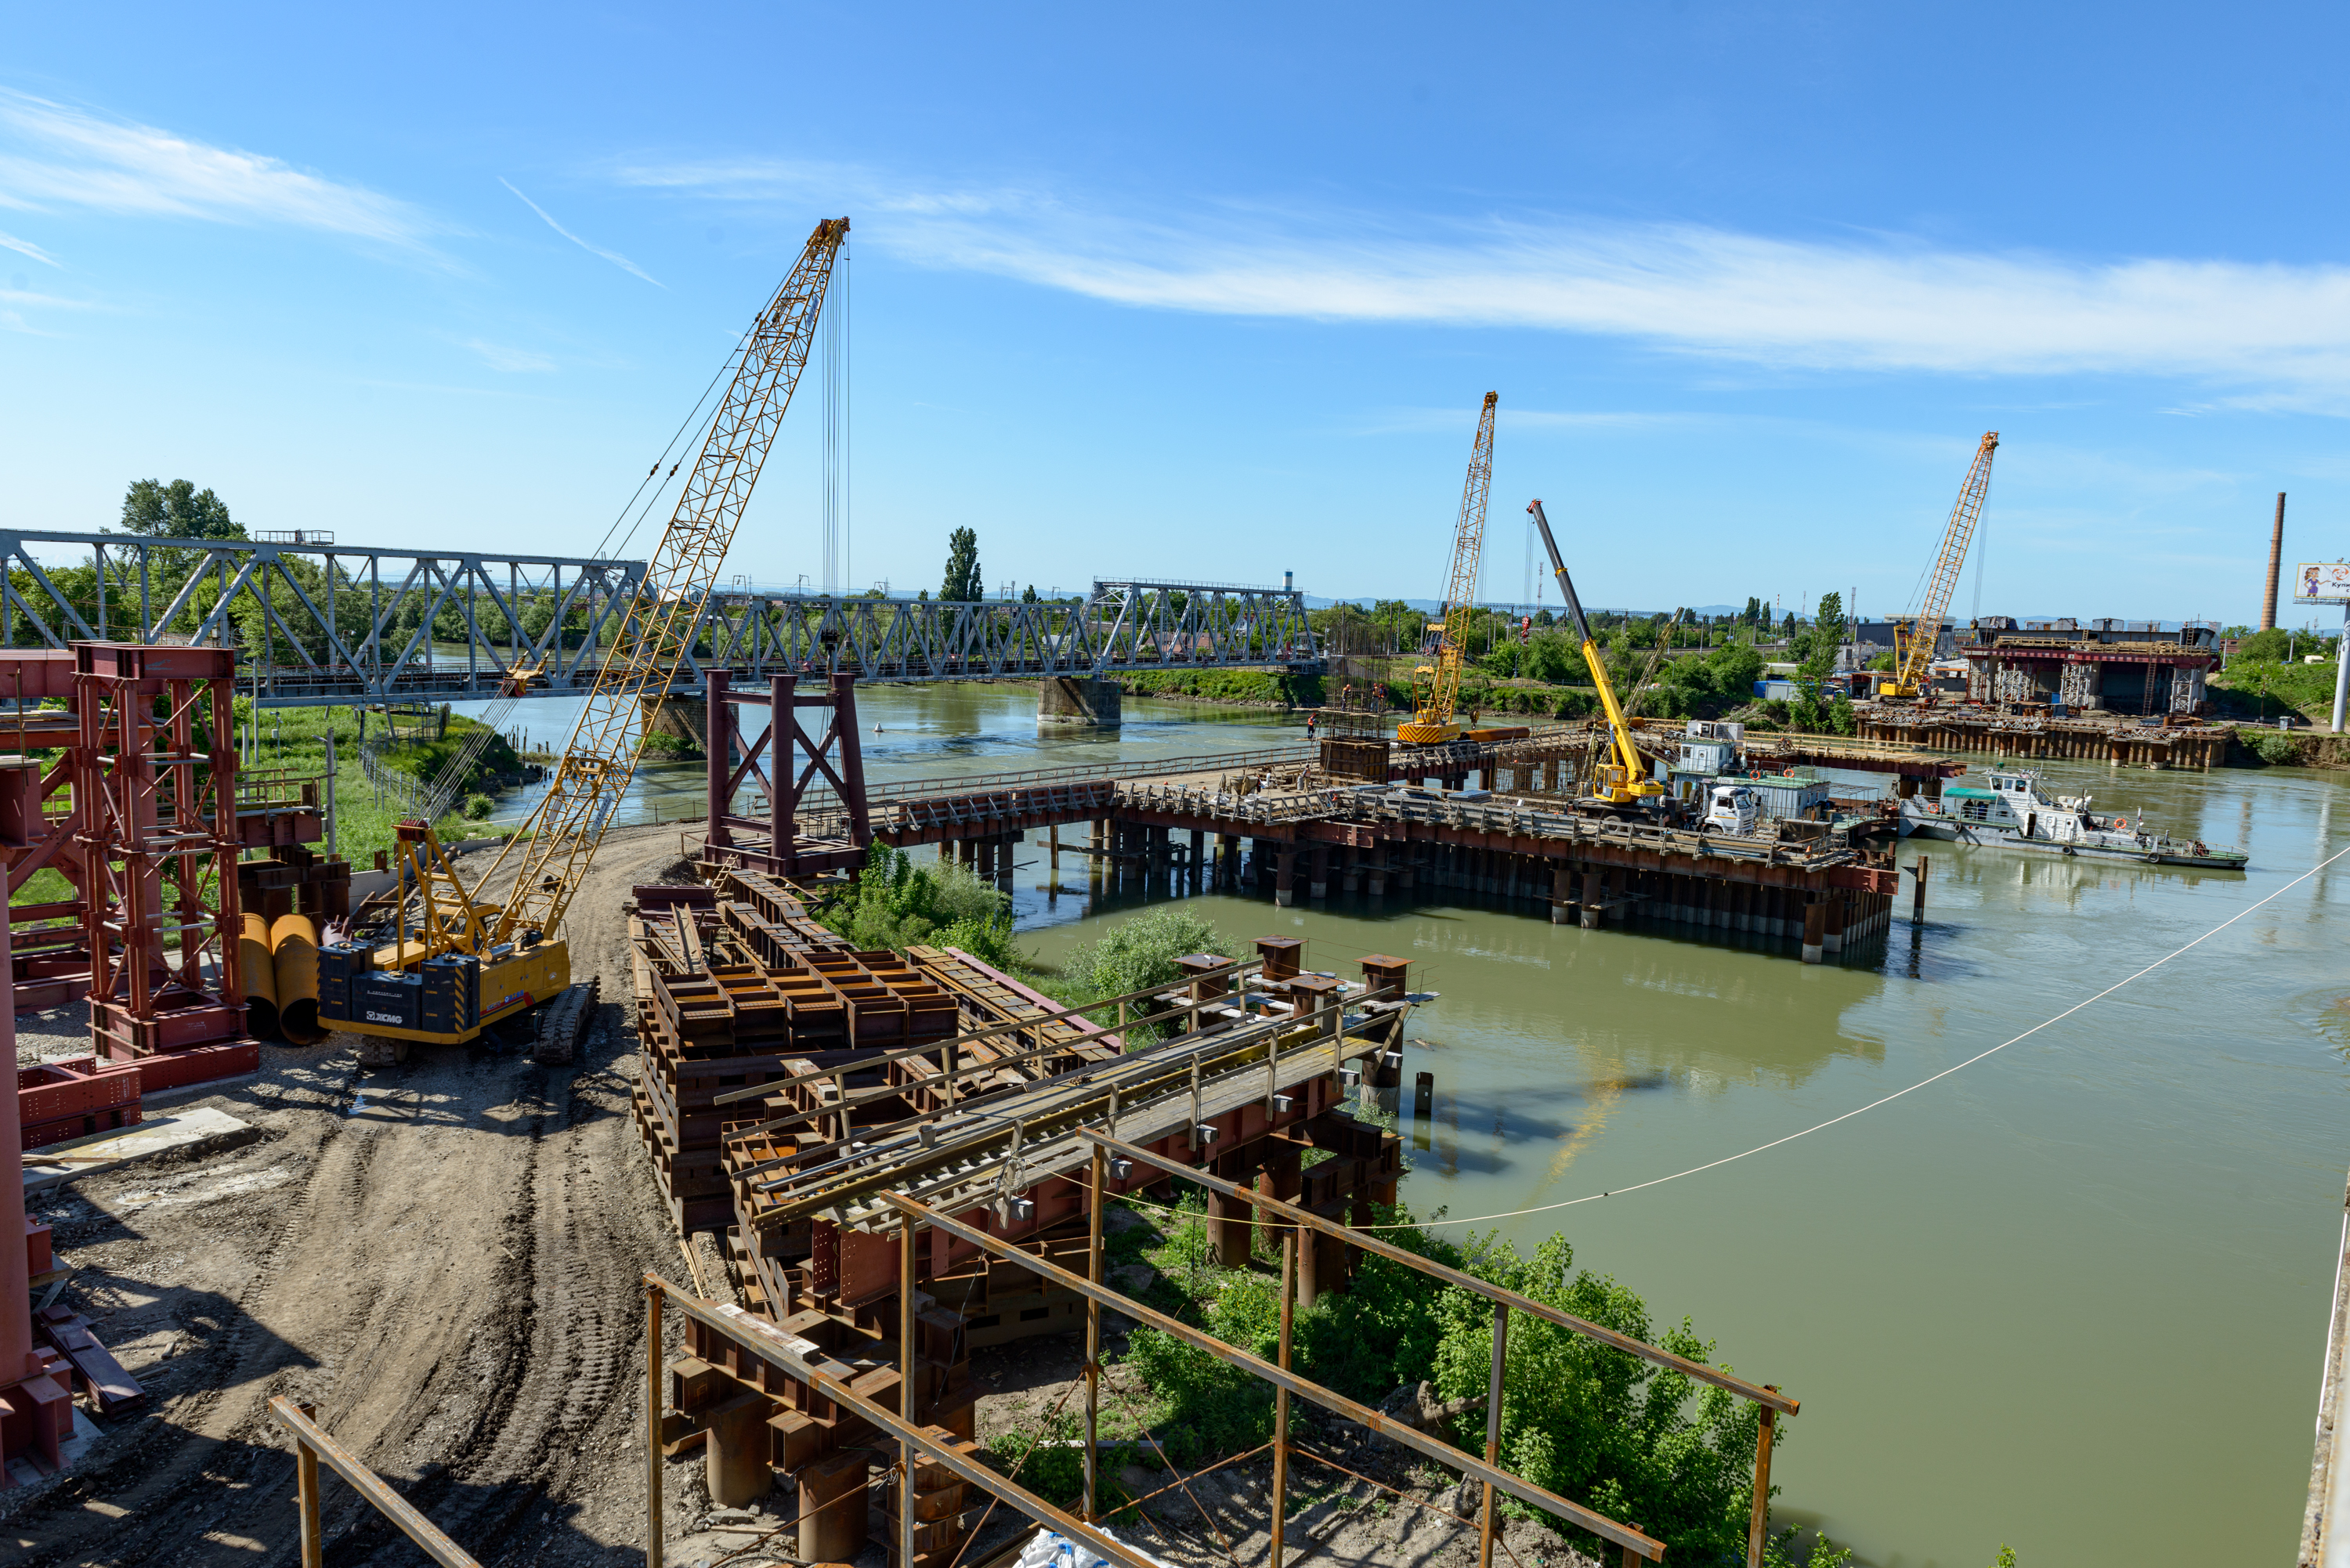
[2294,562,2350,604]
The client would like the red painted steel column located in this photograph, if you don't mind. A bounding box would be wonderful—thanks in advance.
[830,674,871,851]
[0,894,31,1391]
[770,674,795,871]
[704,669,731,851]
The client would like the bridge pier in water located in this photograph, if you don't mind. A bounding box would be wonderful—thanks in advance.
[1037,676,1122,728]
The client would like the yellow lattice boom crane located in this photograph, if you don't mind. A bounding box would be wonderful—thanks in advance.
[320,217,851,1059]
[1397,392,1499,746]
[1526,498,1662,809]
[1880,432,1998,700]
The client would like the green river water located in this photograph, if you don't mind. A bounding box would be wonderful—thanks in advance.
[483,683,2347,1564]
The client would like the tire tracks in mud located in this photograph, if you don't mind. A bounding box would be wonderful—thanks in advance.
[4,828,683,1567]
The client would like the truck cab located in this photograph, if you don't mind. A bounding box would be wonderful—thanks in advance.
[1704,784,1759,836]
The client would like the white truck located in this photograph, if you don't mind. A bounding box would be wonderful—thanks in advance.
[1701,782,1759,836]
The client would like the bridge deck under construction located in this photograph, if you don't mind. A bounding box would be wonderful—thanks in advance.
[703,720,1911,959]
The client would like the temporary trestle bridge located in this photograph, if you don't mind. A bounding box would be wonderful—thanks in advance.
[0,529,1317,704]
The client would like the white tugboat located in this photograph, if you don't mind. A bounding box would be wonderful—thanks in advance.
[1898,769,2248,869]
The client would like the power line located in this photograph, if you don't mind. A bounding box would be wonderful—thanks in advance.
[1368,837,2350,1231]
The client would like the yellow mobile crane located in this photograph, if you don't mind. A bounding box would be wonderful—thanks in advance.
[319,217,851,1060]
[1880,432,1998,699]
[1525,499,1662,809]
[1397,392,1498,745]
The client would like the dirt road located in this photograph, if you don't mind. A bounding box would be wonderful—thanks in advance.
[3,825,696,1567]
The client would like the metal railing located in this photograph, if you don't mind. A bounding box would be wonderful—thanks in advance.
[271,1396,481,1568]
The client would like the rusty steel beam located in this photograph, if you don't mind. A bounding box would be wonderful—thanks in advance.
[707,955,1265,1110]
[883,1194,1668,1561]
[269,1397,483,1568]
[646,1274,1170,1568]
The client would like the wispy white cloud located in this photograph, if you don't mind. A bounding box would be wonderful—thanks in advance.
[458,336,557,373]
[0,229,59,267]
[617,156,2350,395]
[498,177,662,287]
[0,90,432,251]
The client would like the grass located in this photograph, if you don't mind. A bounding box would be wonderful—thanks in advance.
[6,703,521,906]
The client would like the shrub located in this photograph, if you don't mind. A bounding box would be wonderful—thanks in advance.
[818,844,1016,968]
[461,793,494,819]
[2251,729,2305,765]
[1050,908,1231,1044]
[1119,1201,1805,1566]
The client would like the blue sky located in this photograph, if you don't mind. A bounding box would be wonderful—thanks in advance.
[5,3,2348,627]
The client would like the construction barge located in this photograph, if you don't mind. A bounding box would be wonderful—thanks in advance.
[1856,705,2234,769]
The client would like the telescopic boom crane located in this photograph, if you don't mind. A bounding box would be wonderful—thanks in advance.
[1881,432,1998,699]
[1526,499,1662,808]
[327,216,851,1057]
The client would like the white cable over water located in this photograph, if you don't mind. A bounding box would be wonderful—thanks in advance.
[1378,838,2350,1232]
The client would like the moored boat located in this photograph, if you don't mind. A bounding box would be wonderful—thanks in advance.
[1897,768,2247,869]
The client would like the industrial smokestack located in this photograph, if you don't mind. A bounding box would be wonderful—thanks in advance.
[2264,492,2287,631]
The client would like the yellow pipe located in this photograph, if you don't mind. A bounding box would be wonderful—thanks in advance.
[240,912,280,1042]
[271,912,327,1046]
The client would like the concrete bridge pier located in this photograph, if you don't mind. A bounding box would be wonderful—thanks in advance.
[1274,848,1297,907]
[1308,845,1330,901]
[640,694,709,754]
[1039,677,1122,728]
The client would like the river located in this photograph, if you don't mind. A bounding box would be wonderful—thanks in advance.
[475,685,2346,1565]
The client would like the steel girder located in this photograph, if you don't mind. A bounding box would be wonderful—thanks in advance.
[0,528,643,708]
[691,578,1320,683]
[0,533,1321,703]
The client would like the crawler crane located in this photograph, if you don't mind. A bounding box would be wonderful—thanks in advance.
[1397,392,1498,746]
[319,217,851,1061]
[1880,432,1998,700]
[1525,499,1663,811]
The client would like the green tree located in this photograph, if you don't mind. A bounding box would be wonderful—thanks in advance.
[121,479,241,543]
[940,527,982,603]
[2236,627,2292,662]
[1021,583,1039,604]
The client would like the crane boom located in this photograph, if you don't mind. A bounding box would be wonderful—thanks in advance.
[1526,499,1660,805]
[1397,392,1498,745]
[1883,432,1998,699]
[485,217,850,941]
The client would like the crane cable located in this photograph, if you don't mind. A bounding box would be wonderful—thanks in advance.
[1349,836,2350,1231]
[584,317,756,566]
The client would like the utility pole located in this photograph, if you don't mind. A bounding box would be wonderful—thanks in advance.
[2334,597,2349,735]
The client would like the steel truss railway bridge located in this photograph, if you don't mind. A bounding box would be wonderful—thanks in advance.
[0,529,1320,707]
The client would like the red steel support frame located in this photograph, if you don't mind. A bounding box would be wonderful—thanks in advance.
[702,670,871,876]
[75,644,248,1060]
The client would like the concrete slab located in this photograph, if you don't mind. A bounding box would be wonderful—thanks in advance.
[23,1107,263,1194]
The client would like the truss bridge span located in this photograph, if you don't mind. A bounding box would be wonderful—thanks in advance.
[0,532,1319,706]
